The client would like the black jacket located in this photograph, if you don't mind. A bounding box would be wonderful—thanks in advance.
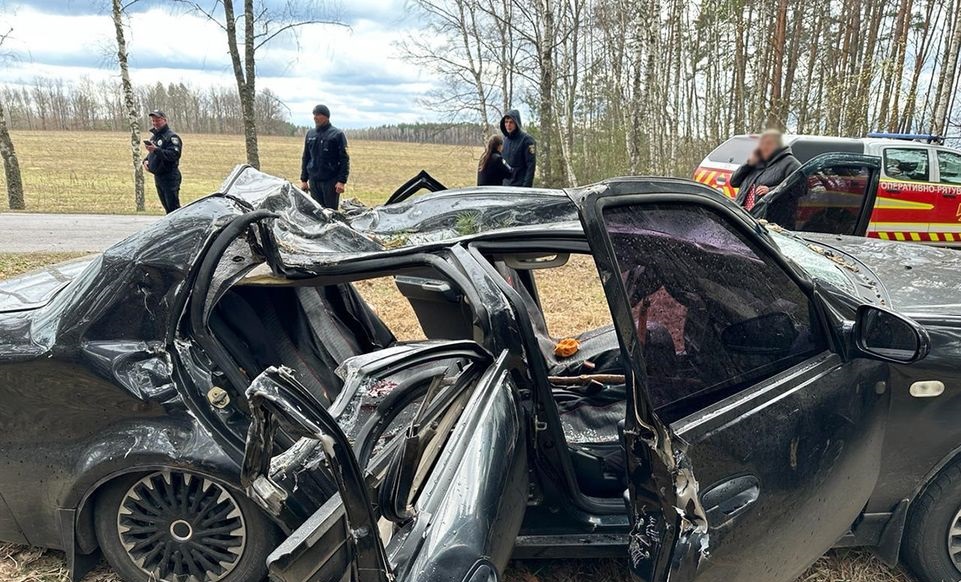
[146,125,182,176]
[301,122,350,183]
[731,146,801,206]
[477,152,512,186]
[500,109,536,187]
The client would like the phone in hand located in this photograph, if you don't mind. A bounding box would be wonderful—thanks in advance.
[143,140,152,147]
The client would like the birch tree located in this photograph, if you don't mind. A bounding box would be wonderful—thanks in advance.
[111,0,145,211]
[0,25,24,210]
[175,0,341,169]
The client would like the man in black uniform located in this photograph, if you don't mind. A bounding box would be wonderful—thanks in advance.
[500,108,536,187]
[143,110,183,213]
[300,104,350,209]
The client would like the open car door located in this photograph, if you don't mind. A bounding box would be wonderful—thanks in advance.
[571,178,924,582]
[241,345,527,582]
[751,153,881,236]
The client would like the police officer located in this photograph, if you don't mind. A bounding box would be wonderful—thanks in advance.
[500,108,536,187]
[300,104,350,209]
[143,110,183,214]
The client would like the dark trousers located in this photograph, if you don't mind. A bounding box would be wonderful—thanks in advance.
[155,170,182,214]
[308,177,340,209]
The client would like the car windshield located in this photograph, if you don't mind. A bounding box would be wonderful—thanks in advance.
[768,229,858,295]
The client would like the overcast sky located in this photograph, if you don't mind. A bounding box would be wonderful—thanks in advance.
[0,0,439,128]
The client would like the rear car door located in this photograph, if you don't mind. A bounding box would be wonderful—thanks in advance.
[933,148,961,246]
[752,153,881,236]
[572,178,907,582]
[241,347,528,582]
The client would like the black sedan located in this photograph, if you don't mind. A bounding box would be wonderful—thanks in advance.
[1,165,960,582]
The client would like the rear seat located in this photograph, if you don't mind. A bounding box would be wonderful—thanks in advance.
[209,284,396,406]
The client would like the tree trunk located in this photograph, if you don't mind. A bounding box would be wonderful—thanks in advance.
[933,0,961,134]
[0,98,24,210]
[222,0,260,168]
[112,0,145,211]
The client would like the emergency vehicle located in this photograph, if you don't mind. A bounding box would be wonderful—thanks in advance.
[694,133,961,245]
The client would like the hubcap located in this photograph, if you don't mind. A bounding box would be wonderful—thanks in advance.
[949,506,961,570]
[117,471,246,582]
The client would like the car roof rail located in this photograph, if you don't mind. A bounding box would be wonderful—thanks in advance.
[866,131,945,145]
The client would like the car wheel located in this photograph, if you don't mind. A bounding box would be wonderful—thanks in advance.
[904,460,961,582]
[95,471,277,582]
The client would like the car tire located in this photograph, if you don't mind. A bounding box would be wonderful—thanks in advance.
[94,471,278,582]
[904,460,961,582]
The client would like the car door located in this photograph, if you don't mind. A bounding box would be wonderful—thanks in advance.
[752,153,881,236]
[241,348,528,582]
[571,178,926,582]
[873,145,936,241]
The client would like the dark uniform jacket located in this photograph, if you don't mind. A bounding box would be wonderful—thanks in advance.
[500,109,536,187]
[146,125,182,175]
[477,152,512,186]
[731,146,801,207]
[301,122,350,184]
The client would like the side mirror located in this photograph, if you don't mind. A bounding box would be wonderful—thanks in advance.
[722,312,799,356]
[853,305,930,364]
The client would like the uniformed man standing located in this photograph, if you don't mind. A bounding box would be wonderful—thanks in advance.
[143,110,183,213]
[300,104,350,209]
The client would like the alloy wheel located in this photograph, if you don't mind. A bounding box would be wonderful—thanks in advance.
[116,471,247,582]
[948,505,961,571]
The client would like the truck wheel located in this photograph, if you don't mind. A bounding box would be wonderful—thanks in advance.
[904,460,961,582]
[94,471,278,582]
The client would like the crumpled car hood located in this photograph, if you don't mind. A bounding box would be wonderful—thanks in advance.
[807,234,961,316]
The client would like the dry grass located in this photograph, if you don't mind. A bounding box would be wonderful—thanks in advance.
[0,131,482,214]
[0,254,918,581]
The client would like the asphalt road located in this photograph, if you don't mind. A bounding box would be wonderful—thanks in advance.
[0,213,159,253]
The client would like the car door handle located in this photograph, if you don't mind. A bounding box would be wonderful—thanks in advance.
[701,475,760,526]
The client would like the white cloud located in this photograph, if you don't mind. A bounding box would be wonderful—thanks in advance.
[0,1,441,128]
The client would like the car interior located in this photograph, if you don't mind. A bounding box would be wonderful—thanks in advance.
[483,235,822,502]
[207,263,479,408]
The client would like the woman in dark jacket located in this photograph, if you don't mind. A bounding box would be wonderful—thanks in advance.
[477,135,513,186]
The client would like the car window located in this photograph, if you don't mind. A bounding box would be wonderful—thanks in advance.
[707,136,755,164]
[602,203,826,418]
[790,139,863,164]
[759,163,872,235]
[883,148,930,181]
[767,230,858,295]
[531,254,613,339]
[937,150,961,185]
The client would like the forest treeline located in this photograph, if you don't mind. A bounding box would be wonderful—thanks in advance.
[1,79,300,136]
[404,0,961,185]
[346,123,486,145]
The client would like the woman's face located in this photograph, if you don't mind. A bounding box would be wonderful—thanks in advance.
[497,142,503,152]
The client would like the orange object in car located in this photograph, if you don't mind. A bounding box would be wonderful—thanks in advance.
[554,338,580,358]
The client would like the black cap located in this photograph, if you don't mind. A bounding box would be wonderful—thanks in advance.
[312,104,330,117]
[148,110,166,119]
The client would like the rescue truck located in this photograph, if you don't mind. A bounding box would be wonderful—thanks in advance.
[694,133,961,245]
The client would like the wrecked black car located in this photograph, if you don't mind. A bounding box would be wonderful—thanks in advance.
[2,165,961,582]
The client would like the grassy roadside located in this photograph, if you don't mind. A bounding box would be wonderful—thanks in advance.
[0,131,482,215]
[0,253,918,581]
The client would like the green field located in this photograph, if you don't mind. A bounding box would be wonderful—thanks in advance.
[0,131,482,214]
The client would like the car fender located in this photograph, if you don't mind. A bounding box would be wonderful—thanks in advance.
[58,416,247,580]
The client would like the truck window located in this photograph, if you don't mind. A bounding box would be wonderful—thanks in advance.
[707,136,755,164]
[883,148,930,182]
[937,151,961,185]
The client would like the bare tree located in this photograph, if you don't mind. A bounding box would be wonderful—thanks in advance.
[0,25,24,210]
[111,0,145,211]
[175,0,342,169]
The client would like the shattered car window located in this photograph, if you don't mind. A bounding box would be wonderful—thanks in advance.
[768,230,858,295]
[602,203,826,418]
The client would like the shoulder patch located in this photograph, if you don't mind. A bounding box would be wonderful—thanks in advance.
[171,137,180,145]
[528,144,536,155]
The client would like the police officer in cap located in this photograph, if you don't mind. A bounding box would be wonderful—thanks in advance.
[143,110,183,213]
[300,104,350,209]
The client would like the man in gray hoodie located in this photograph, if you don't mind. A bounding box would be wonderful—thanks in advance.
[500,109,537,187]
[731,129,801,210]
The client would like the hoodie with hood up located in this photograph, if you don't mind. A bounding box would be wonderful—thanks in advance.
[500,109,536,187]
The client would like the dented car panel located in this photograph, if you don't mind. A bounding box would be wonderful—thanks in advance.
[0,165,958,582]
